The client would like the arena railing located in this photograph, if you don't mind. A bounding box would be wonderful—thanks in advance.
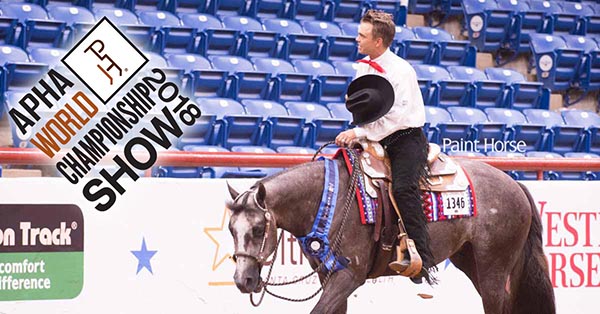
[1,147,600,180]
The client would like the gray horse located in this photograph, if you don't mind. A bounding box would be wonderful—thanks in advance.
[227,158,555,314]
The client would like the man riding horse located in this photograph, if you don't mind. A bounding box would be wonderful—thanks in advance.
[334,9,434,283]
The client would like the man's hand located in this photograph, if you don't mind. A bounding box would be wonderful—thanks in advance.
[335,129,357,147]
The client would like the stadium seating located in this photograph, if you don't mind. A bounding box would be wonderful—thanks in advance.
[448,65,505,110]
[484,67,550,111]
[561,109,600,155]
[485,108,545,152]
[448,106,506,152]
[242,99,305,149]
[94,8,140,25]
[424,106,471,146]
[529,33,584,92]
[523,109,584,154]
[230,145,284,178]
[48,6,95,25]
[285,101,348,149]
[413,64,471,108]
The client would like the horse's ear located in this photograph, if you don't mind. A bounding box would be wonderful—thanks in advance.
[256,182,267,208]
[227,181,240,200]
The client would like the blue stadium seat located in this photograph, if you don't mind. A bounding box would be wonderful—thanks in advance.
[395,34,436,65]
[326,35,358,61]
[94,8,140,24]
[199,28,241,55]
[243,31,281,58]
[339,22,359,37]
[413,64,471,109]
[124,0,168,12]
[262,18,303,34]
[167,53,211,70]
[301,20,342,37]
[177,114,218,148]
[20,20,68,49]
[523,108,584,154]
[280,33,325,60]
[252,57,295,74]
[332,60,358,76]
[204,0,253,17]
[190,69,229,97]
[118,24,157,50]
[0,3,48,21]
[326,102,352,121]
[209,55,254,71]
[230,146,284,178]
[292,59,335,75]
[563,34,599,92]
[156,26,199,55]
[514,0,546,53]
[291,59,350,104]
[529,33,584,91]
[484,67,550,111]
[424,106,470,145]
[292,0,335,21]
[333,1,366,23]
[0,18,18,46]
[285,101,348,149]
[196,97,263,149]
[0,45,29,64]
[485,108,545,152]
[242,99,305,148]
[271,72,313,102]
[28,47,64,66]
[462,0,518,53]
[562,109,600,155]
[221,15,263,32]
[448,106,506,151]
[180,13,222,29]
[553,1,594,36]
[408,0,434,14]
[48,5,95,25]
[448,65,505,110]
[414,27,474,66]
[371,0,406,25]
[138,10,181,27]
[232,71,272,100]
[255,0,289,19]
[170,0,205,14]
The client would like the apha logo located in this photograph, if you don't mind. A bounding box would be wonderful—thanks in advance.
[61,17,148,104]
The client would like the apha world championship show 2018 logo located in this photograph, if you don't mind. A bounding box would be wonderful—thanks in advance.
[8,17,203,211]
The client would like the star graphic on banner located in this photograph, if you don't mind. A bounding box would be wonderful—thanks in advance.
[131,237,158,274]
[204,208,234,271]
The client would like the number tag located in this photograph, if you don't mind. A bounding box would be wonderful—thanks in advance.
[441,191,471,216]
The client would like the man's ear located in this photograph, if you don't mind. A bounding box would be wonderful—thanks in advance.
[227,181,240,200]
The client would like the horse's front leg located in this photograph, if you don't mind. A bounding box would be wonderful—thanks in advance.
[310,268,365,314]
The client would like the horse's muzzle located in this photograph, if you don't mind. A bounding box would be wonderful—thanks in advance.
[233,257,261,294]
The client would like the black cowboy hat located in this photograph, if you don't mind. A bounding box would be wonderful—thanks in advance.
[345,74,394,125]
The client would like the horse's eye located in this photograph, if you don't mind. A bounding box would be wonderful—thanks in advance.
[253,226,264,237]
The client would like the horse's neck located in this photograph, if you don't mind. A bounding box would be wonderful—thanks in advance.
[263,160,344,237]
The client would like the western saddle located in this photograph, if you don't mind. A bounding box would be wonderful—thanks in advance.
[351,139,469,278]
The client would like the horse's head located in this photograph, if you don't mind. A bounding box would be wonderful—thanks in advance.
[226,182,278,294]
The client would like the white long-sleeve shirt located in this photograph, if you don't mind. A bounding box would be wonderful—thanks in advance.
[352,49,426,141]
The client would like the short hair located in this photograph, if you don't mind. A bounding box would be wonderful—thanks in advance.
[360,10,395,48]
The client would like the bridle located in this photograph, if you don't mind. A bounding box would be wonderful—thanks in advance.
[231,190,277,265]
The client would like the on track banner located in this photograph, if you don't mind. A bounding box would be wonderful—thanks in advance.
[0,178,598,313]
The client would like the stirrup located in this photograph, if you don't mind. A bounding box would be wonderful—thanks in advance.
[389,236,422,277]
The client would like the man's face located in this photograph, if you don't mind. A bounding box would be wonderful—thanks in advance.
[356,22,379,56]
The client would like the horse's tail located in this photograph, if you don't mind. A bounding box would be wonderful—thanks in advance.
[512,182,555,314]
